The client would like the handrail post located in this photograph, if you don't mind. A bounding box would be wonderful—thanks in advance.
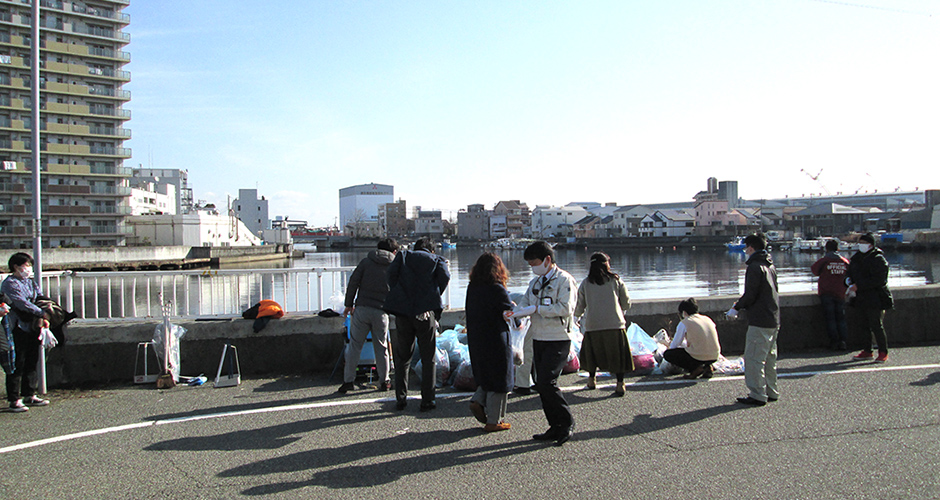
[316,269,324,311]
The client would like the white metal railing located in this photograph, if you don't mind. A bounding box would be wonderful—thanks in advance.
[5,266,454,321]
[9,267,356,320]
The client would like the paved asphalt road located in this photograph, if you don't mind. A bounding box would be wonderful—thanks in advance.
[1,346,938,500]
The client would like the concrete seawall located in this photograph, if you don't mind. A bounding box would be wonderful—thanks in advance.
[17,285,940,389]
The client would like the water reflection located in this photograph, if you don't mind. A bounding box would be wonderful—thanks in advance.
[298,246,931,307]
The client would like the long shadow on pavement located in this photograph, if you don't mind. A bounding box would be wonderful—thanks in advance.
[220,428,543,494]
[144,407,396,452]
[143,390,387,422]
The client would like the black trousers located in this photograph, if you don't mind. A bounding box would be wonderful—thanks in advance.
[820,294,848,344]
[532,339,573,431]
[392,315,437,403]
[5,327,40,402]
[858,307,888,353]
[662,348,715,373]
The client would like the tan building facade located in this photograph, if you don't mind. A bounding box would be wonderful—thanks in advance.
[0,0,132,248]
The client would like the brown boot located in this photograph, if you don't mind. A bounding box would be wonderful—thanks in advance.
[615,381,625,396]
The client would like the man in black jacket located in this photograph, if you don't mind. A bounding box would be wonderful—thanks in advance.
[847,233,893,363]
[383,238,450,411]
[726,233,780,406]
[338,238,399,394]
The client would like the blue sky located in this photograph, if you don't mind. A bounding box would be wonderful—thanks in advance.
[124,1,940,227]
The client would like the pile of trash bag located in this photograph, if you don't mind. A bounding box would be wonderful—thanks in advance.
[413,325,475,391]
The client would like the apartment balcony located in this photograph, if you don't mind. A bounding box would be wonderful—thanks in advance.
[46,226,92,236]
[0,226,28,237]
[88,46,131,62]
[88,106,132,119]
[89,165,131,175]
[0,204,28,214]
[71,3,131,25]
[90,205,131,215]
[89,126,131,138]
[45,184,92,195]
[90,225,131,235]
[71,24,130,43]
[89,145,131,157]
[88,185,130,196]
[0,182,27,193]
[45,205,92,215]
[87,66,131,81]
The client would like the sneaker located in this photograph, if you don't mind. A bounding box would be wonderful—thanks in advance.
[22,396,49,407]
[852,350,874,360]
[336,382,355,394]
[8,400,28,413]
[875,352,888,363]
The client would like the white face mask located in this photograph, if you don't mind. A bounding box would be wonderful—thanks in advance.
[15,265,32,280]
[858,243,872,253]
[530,259,551,276]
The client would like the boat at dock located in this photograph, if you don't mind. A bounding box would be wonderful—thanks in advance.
[726,237,746,252]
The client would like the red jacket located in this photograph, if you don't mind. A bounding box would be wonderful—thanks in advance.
[811,253,849,299]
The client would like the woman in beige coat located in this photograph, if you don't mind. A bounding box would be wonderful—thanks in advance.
[574,252,633,396]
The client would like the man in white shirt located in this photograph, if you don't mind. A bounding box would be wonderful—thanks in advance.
[510,241,578,446]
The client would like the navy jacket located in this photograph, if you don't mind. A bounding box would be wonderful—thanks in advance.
[383,249,450,319]
[465,283,514,392]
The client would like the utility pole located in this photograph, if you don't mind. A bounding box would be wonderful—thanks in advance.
[30,0,46,394]
[31,0,41,278]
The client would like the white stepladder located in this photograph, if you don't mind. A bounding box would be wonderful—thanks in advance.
[213,343,241,388]
[134,342,159,384]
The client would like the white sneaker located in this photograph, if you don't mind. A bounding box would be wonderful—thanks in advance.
[22,396,49,406]
[8,399,29,413]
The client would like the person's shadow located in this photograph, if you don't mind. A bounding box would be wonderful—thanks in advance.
[910,371,940,387]
[219,428,543,495]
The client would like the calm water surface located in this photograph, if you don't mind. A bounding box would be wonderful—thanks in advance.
[295,246,938,308]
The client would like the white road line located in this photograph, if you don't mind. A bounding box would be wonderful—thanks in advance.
[2,362,938,455]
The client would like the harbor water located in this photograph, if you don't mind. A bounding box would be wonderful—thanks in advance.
[294,246,938,309]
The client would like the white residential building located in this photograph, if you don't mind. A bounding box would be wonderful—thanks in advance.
[531,204,589,238]
[130,181,176,215]
[639,210,696,237]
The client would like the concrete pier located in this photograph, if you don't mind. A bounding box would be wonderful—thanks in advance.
[16,285,940,389]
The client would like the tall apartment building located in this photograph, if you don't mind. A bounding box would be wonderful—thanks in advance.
[0,0,132,248]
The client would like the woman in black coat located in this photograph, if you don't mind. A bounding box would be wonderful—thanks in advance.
[465,252,514,432]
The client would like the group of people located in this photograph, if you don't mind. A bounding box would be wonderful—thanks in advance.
[811,233,893,362]
[339,232,895,442]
